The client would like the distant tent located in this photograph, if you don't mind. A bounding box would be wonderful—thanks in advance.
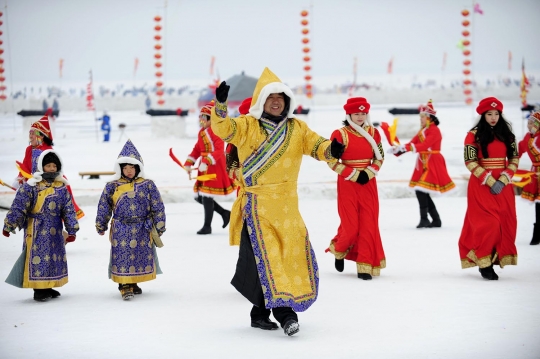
[197,71,258,110]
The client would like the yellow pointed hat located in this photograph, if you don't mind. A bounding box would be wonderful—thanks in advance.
[248,67,296,119]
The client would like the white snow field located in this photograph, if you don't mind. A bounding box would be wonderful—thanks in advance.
[0,102,539,359]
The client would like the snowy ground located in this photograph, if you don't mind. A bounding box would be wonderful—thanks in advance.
[0,103,539,358]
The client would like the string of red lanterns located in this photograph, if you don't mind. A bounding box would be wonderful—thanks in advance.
[300,10,312,99]
[0,11,6,101]
[461,9,472,105]
[154,15,165,106]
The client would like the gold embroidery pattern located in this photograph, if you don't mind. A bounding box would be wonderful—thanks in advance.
[464,145,477,162]
[328,240,348,260]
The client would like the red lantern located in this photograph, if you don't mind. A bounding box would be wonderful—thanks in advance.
[0,49,4,55]
[301,19,308,26]
[0,12,3,17]
[301,10,308,16]
[154,35,162,41]
[154,16,161,22]
[303,56,311,62]
[465,97,473,105]
[304,65,311,71]
[155,62,162,68]
[463,89,472,95]
[155,71,163,77]
[0,76,5,82]
[463,50,471,56]
[156,81,163,87]
[461,9,469,16]
[154,53,162,59]
[0,40,3,45]
[302,29,309,35]
[463,60,471,66]
[462,40,470,46]
[304,75,312,81]
[302,38,309,44]
[0,94,6,101]
[463,79,472,85]
[0,85,6,91]
[0,21,3,25]
[154,44,162,50]
[463,69,471,75]
[157,99,165,105]
[306,84,313,90]
[154,25,162,31]
[156,90,164,96]
[462,30,470,37]
[302,47,310,53]
[306,92,313,98]
[0,68,5,73]
[0,31,3,36]
[462,20,470,26]
[0,59,4,64]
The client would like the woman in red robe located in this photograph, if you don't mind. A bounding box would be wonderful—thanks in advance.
[458,97,519,280]
[185,102,235,234]
[389,100,455,228]
[518,111,540,245]
[326,97,386,280]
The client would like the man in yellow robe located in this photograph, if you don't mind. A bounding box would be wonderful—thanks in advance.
[211,67,344,336]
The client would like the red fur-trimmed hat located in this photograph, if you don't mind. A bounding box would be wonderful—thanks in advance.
[419,99,436,116]
[238,97,252,115]
[476,97,503,115]
[344,97,370,114]
[31,116,53,141]
[200,100,215,116]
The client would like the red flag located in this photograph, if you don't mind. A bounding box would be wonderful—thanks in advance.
[209,56,215,76]
[134,58,139,75]
[508,51,512,70]
[387,57,394,74]
[520,58,530,106]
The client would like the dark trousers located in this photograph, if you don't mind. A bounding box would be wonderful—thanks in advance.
[232,223,298,327]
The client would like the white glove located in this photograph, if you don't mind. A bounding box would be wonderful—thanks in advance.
[388,144,406,154]
[184,165,192,173]
[198,163,208,172]
[12,177,22,189]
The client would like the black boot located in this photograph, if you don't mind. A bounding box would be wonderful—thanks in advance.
[213,200,231,228]
[479,265,498,280]
[33,289,53,302]
[415,191,431,228]
[427,196,441,228]
[531,224,540,245]
[48,288,61,298]
[197,196,214,235]
[251,318,279,330]
[357,273,373,280]
[335,258,344,272]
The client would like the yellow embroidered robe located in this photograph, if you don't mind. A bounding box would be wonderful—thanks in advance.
[211,109,334,311]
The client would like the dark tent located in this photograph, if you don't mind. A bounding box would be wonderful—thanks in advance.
[197,72,258,110]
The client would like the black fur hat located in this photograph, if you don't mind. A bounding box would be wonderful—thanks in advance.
[42,152,62,172]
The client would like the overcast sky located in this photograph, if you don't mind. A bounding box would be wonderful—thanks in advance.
[3,0,540,87]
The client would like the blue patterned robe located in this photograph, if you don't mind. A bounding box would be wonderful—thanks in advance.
[95,178,166,283]
[3,181,79,288]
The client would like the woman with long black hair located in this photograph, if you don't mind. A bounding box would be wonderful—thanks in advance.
[458,97,519,280]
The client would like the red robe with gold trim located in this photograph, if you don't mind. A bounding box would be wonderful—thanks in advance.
[458,131,518,269]
[403,124,455,194]
[184,127,235,198]
[327,126,386,276]
[518,132,540,202]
